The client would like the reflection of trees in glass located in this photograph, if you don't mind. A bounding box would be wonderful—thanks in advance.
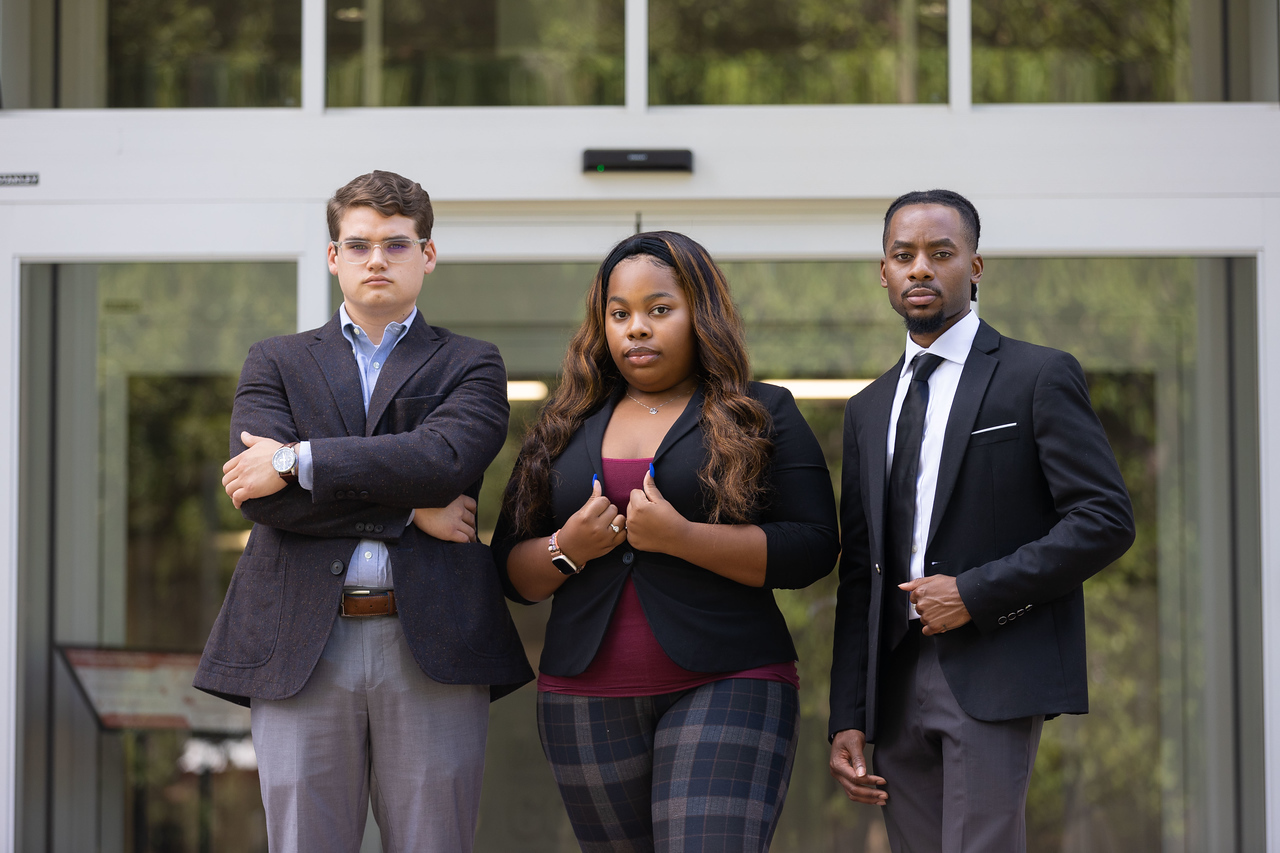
[649,0,947,104]
[127,375,247,652]
[1027,371,1161,849]
[982,258,1195,849]
[122,730,267,853]
[973,0,1191,101]
[108,0,301,107]
[326,0,624,106]
[94,262,295,852]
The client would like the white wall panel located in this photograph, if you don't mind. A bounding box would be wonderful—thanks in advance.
[0,104,1277,206]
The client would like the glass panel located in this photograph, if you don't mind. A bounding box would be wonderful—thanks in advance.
[6,0,301,108]
[325,0,624,106]
[19,262,295,851]
[648,0,948,105]
[977,257,1264,850]
[972,0,1280,102]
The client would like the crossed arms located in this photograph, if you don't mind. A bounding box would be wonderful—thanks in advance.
[220,336,508,541]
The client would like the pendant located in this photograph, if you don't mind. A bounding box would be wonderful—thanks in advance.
[648,407,659,414]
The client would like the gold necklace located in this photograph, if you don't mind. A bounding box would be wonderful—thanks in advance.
[626,389,690,415]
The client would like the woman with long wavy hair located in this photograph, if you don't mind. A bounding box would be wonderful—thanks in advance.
[492,231,839,852]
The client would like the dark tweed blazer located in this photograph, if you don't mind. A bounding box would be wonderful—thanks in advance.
[195,311,534,706]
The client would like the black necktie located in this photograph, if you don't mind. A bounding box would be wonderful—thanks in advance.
[885,353,944,651]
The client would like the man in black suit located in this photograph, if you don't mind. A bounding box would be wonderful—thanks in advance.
[828,189,1135,852]
[197,171,532,853]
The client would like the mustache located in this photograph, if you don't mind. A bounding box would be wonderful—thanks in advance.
[904,283,942,297]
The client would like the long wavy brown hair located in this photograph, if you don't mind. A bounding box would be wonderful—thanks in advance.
[502,231,774,535]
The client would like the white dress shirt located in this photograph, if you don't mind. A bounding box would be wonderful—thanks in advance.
[885,309,980,618]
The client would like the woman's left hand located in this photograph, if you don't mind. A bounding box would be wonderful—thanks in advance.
[625,469,689,554]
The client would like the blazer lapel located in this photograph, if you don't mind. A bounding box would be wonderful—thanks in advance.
[927,321,1000,548]
[365,313,444,437]
[307,314,366,438]
[581,391,622,479]
[652,385,704,464]
[860,359,902,561]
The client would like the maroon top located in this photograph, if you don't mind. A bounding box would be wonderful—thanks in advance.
[538,457,798,696]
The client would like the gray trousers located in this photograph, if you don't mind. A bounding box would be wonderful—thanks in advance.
[251,614,490,853]
[874,624,1044,853]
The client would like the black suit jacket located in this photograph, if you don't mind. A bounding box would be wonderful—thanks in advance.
[829,320,1135,741]
[195,311,534,705]
[494,382,840,676]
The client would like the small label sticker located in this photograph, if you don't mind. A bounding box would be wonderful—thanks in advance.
[0,173,39,186]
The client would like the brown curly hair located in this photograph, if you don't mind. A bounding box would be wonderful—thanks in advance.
[502,231,774,535]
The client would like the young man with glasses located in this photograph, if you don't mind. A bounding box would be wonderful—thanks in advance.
[198,170,533,853]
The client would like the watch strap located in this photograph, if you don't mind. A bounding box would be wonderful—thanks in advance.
[549,530,580,575]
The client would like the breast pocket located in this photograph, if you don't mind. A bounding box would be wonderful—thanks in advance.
[384,394,444,434]
[968,422,1019,446]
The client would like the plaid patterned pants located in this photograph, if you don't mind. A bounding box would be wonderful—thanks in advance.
[537,678,800,853]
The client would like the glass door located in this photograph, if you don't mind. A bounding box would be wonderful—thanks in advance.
[19,261,296,852]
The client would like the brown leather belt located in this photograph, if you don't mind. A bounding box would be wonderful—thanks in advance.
[340,588,397,617]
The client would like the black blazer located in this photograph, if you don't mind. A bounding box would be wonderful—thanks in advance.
[195,311,534,705]
[829,320,1135,741]
[494,382,840,677]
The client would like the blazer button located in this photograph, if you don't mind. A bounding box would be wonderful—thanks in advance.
[355,522,365,532]
[347,490,358,499]
[874,563,881,574]
[335,491,344,499]
[374,524,384,533]
[1016,607,1025,617]
[622,551,635,566]
[1025,604,1033,611]
[997,616,1008,625]
[360,490,369,499]
[330,561,344,576]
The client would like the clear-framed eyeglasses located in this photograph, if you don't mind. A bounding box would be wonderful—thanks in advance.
[331,238,430,264]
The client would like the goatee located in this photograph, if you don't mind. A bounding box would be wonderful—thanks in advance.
[904,311,946,336]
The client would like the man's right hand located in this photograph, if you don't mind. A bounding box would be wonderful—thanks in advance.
[829,729,888,805]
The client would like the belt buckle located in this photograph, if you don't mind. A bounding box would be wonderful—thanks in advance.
[340,588,391,617]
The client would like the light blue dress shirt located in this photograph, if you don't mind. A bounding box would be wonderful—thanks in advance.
[296,303,418,589]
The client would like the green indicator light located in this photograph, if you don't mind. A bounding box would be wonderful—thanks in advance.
[597,164,605,172]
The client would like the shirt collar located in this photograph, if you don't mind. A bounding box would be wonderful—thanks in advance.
[339,303,417,347]
[900,308,980,377]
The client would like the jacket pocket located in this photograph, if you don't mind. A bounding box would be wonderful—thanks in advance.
[205,556,284,668]
[969,422,1019,446]
[384,394,444,434]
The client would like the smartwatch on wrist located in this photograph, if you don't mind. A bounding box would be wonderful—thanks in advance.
[271,442,300,483]
[548,529,580,575]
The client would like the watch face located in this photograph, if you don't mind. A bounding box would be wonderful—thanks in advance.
[271,446,297,474]
[551,554,579,576]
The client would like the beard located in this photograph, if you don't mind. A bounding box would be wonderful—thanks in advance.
[903,310,946,337]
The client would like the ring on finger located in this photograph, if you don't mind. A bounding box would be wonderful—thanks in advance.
[610,523,620,533]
